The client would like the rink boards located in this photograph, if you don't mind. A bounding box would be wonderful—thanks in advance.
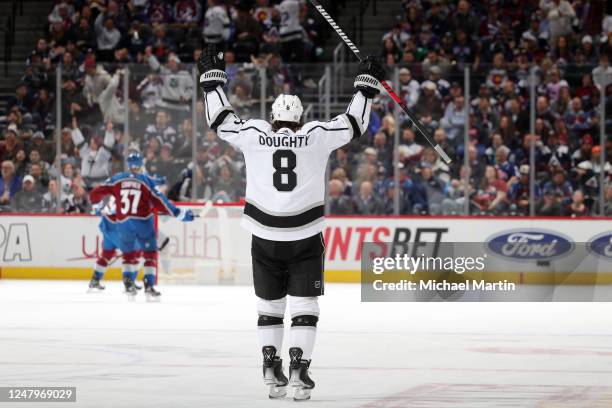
[0,206,611,283]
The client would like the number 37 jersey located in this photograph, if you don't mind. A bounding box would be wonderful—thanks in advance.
[90,172,180,222]
[217,114,363,241]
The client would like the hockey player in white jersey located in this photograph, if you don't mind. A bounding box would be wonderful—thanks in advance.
[198,45,384,400]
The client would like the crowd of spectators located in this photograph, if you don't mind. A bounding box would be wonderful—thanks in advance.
[327,0,612,217]
[0,0,337,213]
[1,0,610,217]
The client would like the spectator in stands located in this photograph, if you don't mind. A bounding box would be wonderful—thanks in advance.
[74,17,95,52]
[352,181,381,215]
[330,167,353,197]
[540,0,576,45]
[60,160,78,200]
[175,118,201,158]
[441,95,467,142]
[28,162,49,191]
[147,0,174,24]
[72,119,115,189]
[398,68,420,109]
[399,127,424,166]
[42,179,60,213]
[537,189,563,216]
[233,2,262,62]
[98,70,127,125]
[211,158,241,202]
[415,81,444,129]
[27,38,50,65]
[203,0,231,48]
[27,149,52,177]
[229,84,256,119]
[568,189,589,217]
[14,149,27,178]
[574,145,612,198]
[592,53,612,88]
[144,110,180,148]
[146,51,194,115]
[94,17,122,62]
[174,0,202,26]
[0,160,21,210]
[411,164,446,215]
[542,168,573,208]
[0,130,23,162]
[11,175,43,213]
[64,182,90,213]
[451,0,479,38]
[328,179,353,215]
[82,57,110,120]
[6,83,34,118]
[178,158,213,202]
[473,165,508,214]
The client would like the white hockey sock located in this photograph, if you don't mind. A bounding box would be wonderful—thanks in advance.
[289,325,317,360]
[258,324,284,353]
[257,297,287,354]
[289,296,319,360]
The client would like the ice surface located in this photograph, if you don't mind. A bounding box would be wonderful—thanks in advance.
[1,280,612,408]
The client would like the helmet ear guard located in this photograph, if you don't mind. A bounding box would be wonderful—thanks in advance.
[271,94,304,123]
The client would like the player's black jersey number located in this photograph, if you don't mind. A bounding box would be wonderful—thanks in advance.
[272,150,297,191]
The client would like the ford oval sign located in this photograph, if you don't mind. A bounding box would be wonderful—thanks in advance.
[487,230,573,261]
[588,234,612,259]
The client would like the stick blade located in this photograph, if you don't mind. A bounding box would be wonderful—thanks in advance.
[434,144,452,164]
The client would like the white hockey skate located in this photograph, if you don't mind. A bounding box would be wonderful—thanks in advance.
[262,346,288,399]
[288,347,314,401]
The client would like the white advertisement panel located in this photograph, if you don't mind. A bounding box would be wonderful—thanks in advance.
[1,208,611,283]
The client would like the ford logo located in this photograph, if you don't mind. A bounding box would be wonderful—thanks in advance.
[487,230,573,261]
[588,234,612,259]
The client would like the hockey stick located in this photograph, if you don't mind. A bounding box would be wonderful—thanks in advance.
[107,237,171,266]
[309,0,452,164]
[194,200,214,218]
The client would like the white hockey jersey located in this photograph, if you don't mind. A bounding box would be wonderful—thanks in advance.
[277,0,303,42]
[202,86,372,241]
[203,5,230,44]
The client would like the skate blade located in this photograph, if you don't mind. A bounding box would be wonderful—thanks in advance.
[268,385,287,399]
[87,288,104,293]
[293,387,311,401]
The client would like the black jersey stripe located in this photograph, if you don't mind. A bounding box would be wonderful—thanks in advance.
[244,202,324,229]
[211,109,233,132]
[346,114,361,139]
[242,126,268,135]
[306,125,349,134]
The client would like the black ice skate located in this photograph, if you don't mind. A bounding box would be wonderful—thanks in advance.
[123,276,137,297]
[87,276,105,292]
[288,347,314,401]
[262,346,288,399]
[144,282,161,301]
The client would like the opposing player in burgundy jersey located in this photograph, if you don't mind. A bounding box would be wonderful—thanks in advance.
[90,153,194,298]
[198,44,384,400]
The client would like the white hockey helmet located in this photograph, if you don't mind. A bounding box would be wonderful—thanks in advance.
[271,94,303,123]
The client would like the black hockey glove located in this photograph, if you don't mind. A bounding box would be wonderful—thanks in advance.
[198,44,228,93]
[354,55,385,98]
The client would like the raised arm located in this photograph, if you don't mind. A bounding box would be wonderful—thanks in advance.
[310,56,385,151]
[197,45,246,147]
